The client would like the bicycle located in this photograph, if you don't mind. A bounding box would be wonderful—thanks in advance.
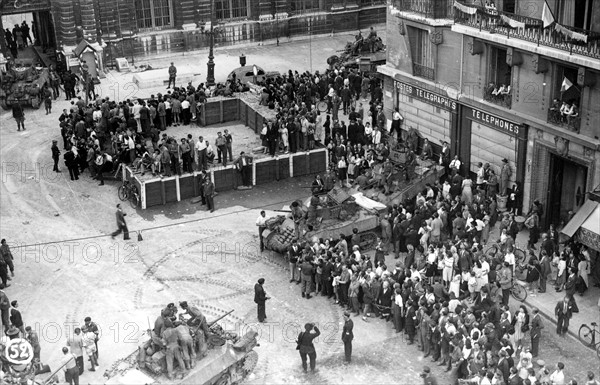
[117,179,140,209]
[485,241,526,264]
[578,322,600,359]
[510,279,528,302]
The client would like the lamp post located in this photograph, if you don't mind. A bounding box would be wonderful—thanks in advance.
[206,0,215,86]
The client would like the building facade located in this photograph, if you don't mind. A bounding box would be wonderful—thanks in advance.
[0,0,386,65]
[379,0,600,228]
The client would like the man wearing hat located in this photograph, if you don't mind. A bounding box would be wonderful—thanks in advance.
[51,140,61,173]
[530,307,543,357]
[254,278,270,323]
[499,158,512,196]
[421,366,438,385]
[297,323,320,373]
[341,311,354,364]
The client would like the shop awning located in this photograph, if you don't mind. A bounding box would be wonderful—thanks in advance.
[561,200,598,238]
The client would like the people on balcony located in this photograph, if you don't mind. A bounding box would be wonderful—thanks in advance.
[559,101,571,122]
[486,83,511,107]
[565,102,579,127]
[549,98,561,123]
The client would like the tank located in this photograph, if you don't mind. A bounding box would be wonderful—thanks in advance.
[262,188,383,253]
[103,311,259,385]
[0,59,49,110]
[326,35,386,72]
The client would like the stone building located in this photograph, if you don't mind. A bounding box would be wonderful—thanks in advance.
[0,0,386,65]
[378,0,600,227]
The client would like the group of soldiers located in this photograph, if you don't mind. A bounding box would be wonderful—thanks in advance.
[141,301,211,380]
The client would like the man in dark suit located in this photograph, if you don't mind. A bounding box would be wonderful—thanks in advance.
[555,296,573,336]
[203,178,215,212]
[530,307,543,357]
[111,204,130,240]
[254,278,269,323]
[497,349,511,384]
[507,214,519,241]
[474,286,494,318]
[564,267,579,312]
[342,311,354,363]
[297,323,320,373]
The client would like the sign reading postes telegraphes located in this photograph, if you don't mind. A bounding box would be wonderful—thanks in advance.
[394,81,458,112]
[4,338,34,366]
[468,107,525,139]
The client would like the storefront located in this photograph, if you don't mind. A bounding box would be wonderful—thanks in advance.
[561,199,600,252]
[526,127,597,229]
[391,78,458,153]
[456,105,528,190]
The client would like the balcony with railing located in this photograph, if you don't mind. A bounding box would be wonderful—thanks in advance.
[391,0,454,19]
[453,1,600,60]
[547,108,581,133]
[412,62,435,80]
[483,83,512,109]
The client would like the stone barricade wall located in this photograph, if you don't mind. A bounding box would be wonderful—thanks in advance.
[130,97,328,209]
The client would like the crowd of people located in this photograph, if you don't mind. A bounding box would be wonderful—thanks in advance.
[278,141,599,384]
[3,21,33,59]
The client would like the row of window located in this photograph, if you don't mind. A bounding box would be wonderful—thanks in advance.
[133,0,384,30]
[406,24,582,130]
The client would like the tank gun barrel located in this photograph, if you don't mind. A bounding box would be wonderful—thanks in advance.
[208,310,234,328]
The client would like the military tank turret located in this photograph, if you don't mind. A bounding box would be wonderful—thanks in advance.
[103,310,259,385]
[0,58,49,110]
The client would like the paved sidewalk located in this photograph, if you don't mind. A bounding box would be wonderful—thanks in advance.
[505,225,600,344]
[94,27,386,102]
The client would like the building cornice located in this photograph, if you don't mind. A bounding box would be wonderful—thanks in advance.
[451,24,600,71]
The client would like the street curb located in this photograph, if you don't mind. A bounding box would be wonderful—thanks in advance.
[522,296,581,344]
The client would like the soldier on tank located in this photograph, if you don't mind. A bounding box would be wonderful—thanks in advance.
[180,301,210,357]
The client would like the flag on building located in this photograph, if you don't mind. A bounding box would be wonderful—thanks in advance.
[542,1,555,28]
[561,77,573,92]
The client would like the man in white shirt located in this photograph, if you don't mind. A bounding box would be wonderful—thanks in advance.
[372,127,381,145]
[196,136,207,171]
[181,98,190,125]
[132,100,142,133]
[67,327,85,375]
[504,248,515,269]
[61,346,79,383]
[256,211,267,252]
[549,362,566,385]
[449,156,461,173]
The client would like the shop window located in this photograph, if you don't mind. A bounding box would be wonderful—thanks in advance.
[215,0,249,20]
[407,26,434,81]
[483,46,512,109]
[135,0,173,30]
[290,0,320,13]
[547,65,581,132]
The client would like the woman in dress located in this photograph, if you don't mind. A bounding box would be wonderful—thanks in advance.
[425,245,437,285]
[461,177,474,205]
[511,305,529,349]
[279,123,289,153]
[337,156,347,187]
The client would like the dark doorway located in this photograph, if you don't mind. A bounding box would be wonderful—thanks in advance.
[546,154,588,229]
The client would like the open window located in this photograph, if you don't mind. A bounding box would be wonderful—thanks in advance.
[407,26,434,81]
[483,46,512,108]
[547,64,581,132]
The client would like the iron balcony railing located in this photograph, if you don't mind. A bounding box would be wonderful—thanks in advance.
[453,1,600,59]
[547,107,581,133]
[412,62,435,80]
[483,83,512,109]
[392,0,454,19]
